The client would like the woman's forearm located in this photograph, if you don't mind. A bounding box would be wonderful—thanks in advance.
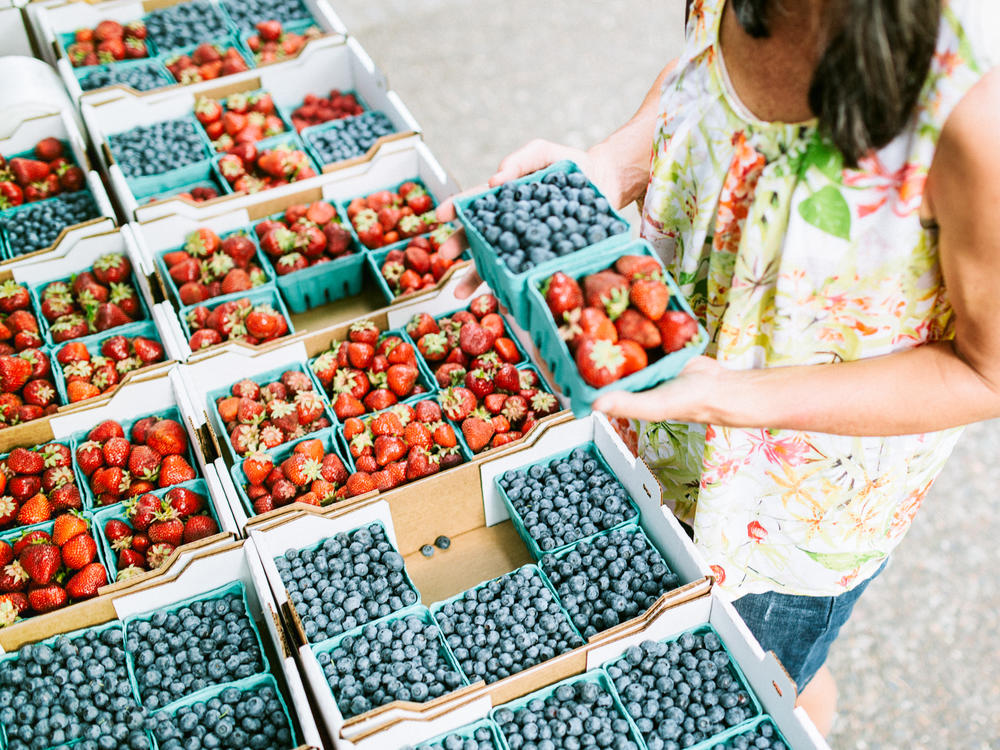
[706,341,1000,436]
[588,61,675,209]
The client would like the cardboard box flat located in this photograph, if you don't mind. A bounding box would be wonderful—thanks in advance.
[244,411,715,747]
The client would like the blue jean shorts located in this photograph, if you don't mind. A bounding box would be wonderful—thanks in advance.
[731,560,888,689]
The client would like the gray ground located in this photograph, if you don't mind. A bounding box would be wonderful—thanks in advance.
[334,1,1000,747]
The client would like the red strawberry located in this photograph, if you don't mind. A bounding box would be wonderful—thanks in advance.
[414,399,442,423]
[332,393,365,420]
[584,270,630,319]
[158,454,195,487]
[52,512,88,546]
[575,338,626,387]
[182,515,218,543]
[117,548,146,570]
[615,309,662,349]
[61,533,97,570]
[133,337,165,364]
[468,294,498,319]
[146,419,187,456]
[615,254,663,281]
[440,387,476,421]
[148,518,184,547]
[386,364,418,397]
[0,355,31,393]
[345,472,375,496]
[620,339,649,375]
[630,278,670,321]
[374,436,407,466]
[7,447,43,474]
[461,417,495,452]
[19,542,61,584]
[657,311,699,353]
[544,272,584,317]
[66,562,106,599]
[243,452,273,485]
[27,583,67,613]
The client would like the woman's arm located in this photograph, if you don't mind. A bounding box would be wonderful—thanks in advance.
[594,69,1000,437]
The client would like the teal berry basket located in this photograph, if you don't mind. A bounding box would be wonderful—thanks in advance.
[490,668,645,750]
[603,623,764,745]
[219,0,316,33]
[0,619,130,745]
[199,88,294,152]
[229,426,350,517]
[274,519,421,644]
[0,513,111,590]
[237,19,321,67]
[414,718,504,750]
[429,564,584,686]
[0,189,100,260]
[688,715,791,750]
[307,326,436,425]
[211,130,316,195]
[537,522,682,642]
[59,30,161,69]
[0,439,91,518]
[365,223,464,305]
[154,227,274,309]
[93,478,218,582]
[205,361,334,460]
[524,238,708,417]
[123,580,270,710]
[310,603,468,720]
[136,163,225,206]
[334,177,442,252]
[336,394,473,475]
[50,319,165,405]
[148,673,299,746]
[300,108,397,169]
[28,265,152,345]
[157,32,255,82]
[178,283,294,352]
[109,114,215,200]
[494,441,639,561]
[75,57,173,94]
[453,160,631,327]
[69,404,202,511]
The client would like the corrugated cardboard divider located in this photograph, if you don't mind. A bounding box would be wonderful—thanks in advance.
[96,532,236,596]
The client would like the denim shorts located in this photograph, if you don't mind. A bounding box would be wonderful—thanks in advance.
[731,560,888,689]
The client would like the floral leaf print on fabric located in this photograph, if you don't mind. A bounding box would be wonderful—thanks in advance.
[797,185,851,240]
[632,0,996,597]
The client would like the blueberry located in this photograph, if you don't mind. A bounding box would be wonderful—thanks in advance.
[434,535,451,550]
[421,544,435,558]
[275,523,418,643]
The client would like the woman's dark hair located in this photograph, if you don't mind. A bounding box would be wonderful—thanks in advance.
[731,0,941,166]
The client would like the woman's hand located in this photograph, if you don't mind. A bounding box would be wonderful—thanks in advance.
[435,139,614,299]
[592,355,725,423]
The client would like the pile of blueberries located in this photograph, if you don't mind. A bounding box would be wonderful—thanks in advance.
[542,527,681,639]
[409,723,501,750]
[315,612,465,718]
[144,0,229,51]
[151,682,294,750]
[606,631,757,750]
[109,118,209,178]
[125,590,265,709]
[2,191,100,256]
[499,446,637,554]
[274,523,418,643]
[0,625,151,750]
[80,62,171,92]
[462,167,628,275]
[494,677,640,750]
[305,111,397,165]
[704,719,788,750]
[221,0,314,32]
[433,566,583,684]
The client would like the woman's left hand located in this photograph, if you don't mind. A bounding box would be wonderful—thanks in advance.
[592,355,726,423]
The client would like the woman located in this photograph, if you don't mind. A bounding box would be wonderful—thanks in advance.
[439,0,1000,735]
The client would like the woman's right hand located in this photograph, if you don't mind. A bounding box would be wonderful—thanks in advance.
[436,139,617,299]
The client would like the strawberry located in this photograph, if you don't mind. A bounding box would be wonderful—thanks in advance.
[146,419,188,456]
[657,311,699,352]
[16,494,51,526]
[345,472,375,496]
[159,455,196,487]
[0,592,28,623]
[19,542,60,584]
[103,437,131,467]
[414,399,442,423]
[133,337,165,364]
[464,369,495,399]
[620,339,649,375]
[52,512,88,546]
[294,390,325,425]
[363,389,397,412]
[583,270,630,320]
[148,518,184,547]
[440,387,476,421]
[127,494,161,531]
[7,447,43,474]
[182,515,218,543]
[12,530,50,556]
[432,423,457,448]
[61,533,97,570]
[66,562,106,599]
[575,337,627,387]
[118,548,146,570]
[0,355,31,393]
[386,364,418,397]
[374,436,407,466]
[544,272,584,317]
[243,453,273,485]
[629,277,670,321]
[27,583,67,613]
[615,308,662,349]
[332,392,365,420]
[615,254,663,281]
[461,416,495,452]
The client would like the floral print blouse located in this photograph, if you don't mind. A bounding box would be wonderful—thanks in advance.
[625,0,999,596]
